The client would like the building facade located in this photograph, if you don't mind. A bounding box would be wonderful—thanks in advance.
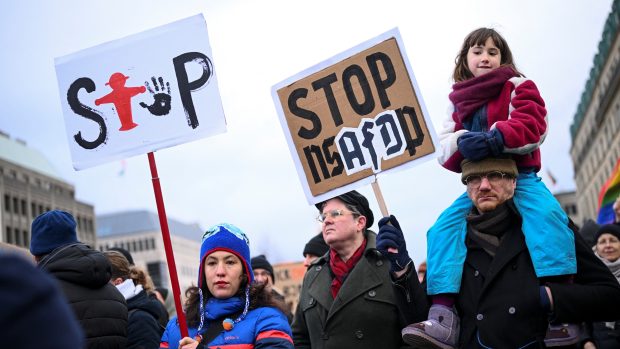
[96,210,203,292]
[273,261,306,315]
[0,132,95,250]
[553,190,582,226]
[570,0,620,222]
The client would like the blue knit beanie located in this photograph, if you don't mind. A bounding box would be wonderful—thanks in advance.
[198,223,253,289]
[30,210,79,256]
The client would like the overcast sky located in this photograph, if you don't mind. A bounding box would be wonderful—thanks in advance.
[1,0,612,265]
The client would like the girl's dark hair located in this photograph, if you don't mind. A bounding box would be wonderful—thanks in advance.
[184,275,288,327]
[453,27,523,82]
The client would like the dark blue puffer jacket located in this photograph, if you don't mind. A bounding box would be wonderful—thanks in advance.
[127,289,164,349]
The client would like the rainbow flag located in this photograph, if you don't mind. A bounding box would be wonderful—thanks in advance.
[597,157,620,224]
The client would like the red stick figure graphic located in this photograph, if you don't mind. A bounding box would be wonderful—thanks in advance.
[95,72,146,131]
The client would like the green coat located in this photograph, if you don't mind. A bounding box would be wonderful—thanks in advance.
[292,231,427,349]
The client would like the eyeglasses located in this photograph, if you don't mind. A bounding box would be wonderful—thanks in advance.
[316,209,358,223]
[463,171,514,187]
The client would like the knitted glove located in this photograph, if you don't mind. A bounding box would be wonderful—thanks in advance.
[457,129,504,161]
[376,215,412,273]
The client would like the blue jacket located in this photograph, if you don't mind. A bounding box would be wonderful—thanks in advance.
[160,306,293,349]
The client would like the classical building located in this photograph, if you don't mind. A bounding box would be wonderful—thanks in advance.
[0,131,95,250]
[570,0,620,222]
[96,210,203,292]
[553,190,582,226]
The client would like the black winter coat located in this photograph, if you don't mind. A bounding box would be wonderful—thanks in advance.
[127,290,163,349]
[457,210,620,348]
[148,292,169,330]
[38,243,128,349]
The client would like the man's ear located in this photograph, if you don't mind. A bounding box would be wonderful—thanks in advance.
[357,215,367,231]
[111,277,123,286]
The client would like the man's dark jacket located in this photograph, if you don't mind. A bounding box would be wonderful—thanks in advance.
[456,203,620,348]
[39,243,128,349]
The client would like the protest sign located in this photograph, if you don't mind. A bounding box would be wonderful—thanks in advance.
[55,14,226,170]
[273,28,439,204]
[55,14,228,337]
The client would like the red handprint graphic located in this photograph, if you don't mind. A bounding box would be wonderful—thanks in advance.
[95,73,146,131]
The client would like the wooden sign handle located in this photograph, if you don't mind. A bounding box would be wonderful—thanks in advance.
[371,177,389,217]
[371,177,398,253]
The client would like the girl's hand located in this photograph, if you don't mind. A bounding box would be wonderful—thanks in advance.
[457,129,504,160]
[178,337,199,349]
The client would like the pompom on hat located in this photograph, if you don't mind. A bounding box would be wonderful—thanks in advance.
[30,210,79,256]
[198,223,253,289]
[461,158,518,184]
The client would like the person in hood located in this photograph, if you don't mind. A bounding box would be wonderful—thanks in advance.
[105,250,163,349]
[30,210,127,349]
[161,223,293,349]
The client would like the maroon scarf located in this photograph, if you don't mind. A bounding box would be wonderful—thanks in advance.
[448,66,518,122]
[329,238,367,298]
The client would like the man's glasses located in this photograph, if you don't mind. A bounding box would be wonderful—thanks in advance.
[316,209,358,223]
[463,171,514,188]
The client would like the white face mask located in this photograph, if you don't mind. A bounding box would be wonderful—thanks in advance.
[115,278,143,300]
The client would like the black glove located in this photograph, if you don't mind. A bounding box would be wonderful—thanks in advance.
[376,215,412,273]
[457,129,504,161]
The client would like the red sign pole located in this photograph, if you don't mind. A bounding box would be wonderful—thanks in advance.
[147,151,189,338]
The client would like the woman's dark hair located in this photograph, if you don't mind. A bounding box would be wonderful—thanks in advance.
[104,250,153,292]
[184,276,288,327]
[453,27,524,82]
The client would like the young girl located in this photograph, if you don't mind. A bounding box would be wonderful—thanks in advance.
[403,28,577,348]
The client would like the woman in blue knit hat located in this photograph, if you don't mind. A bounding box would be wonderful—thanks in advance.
[159,223,293,349]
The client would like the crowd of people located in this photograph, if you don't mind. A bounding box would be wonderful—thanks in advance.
[3,27,620,349]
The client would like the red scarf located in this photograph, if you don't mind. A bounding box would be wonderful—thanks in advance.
[448,66,518,122]
[329,238,367,298]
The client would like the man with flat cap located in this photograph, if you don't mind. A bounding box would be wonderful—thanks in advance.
[393,158,620,348]
[292,190,428,349]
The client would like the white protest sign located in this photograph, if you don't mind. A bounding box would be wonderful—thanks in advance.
[55,14,226,170]
[272,28,440,204]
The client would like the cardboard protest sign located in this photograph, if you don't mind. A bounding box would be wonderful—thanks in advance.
[55,14,226,170]
[272,28,439,204]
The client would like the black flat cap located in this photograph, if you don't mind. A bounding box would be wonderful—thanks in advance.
[315,190,374,228]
